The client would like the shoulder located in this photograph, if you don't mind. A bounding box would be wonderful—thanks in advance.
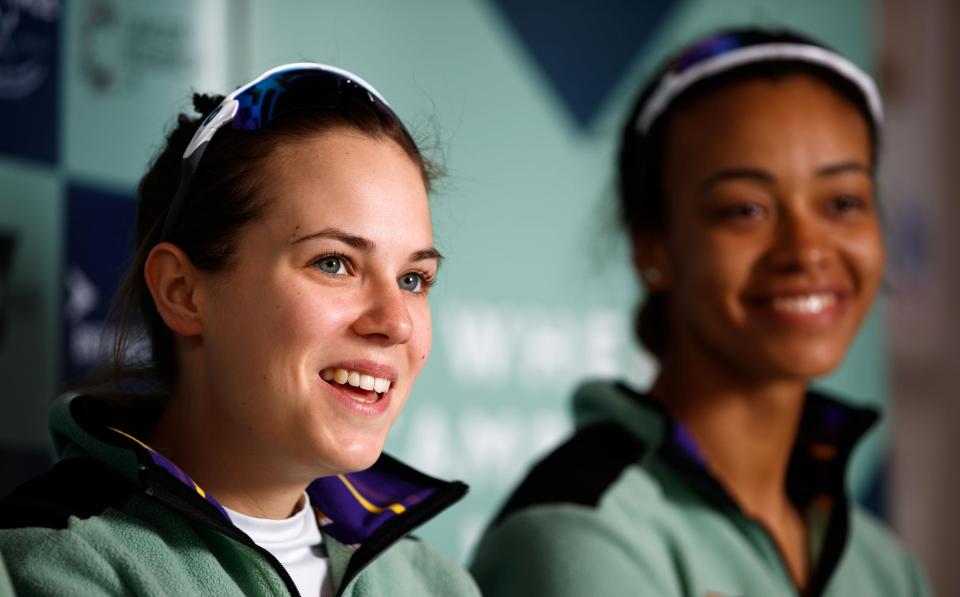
[492,421,650,525]
[471,502,679,597]
[0,457,136,531]
[0,457,135,531]
[0,458,142,595]
[470,424,680,597]
[838,507,932,596]
[345,537,479,597]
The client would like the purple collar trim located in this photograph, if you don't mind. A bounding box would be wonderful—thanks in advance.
[107,427,444,548]
[107,427,230,520]
[306,459,439,547]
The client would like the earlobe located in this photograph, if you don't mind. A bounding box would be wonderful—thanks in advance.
[144,243,204,337]
[631,233,672,292]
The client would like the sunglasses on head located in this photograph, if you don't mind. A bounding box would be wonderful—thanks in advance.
[160,63,401,242]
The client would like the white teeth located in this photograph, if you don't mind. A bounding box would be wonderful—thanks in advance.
[320,367,392,395]
[771,293,837,314]
[359,374,374,391]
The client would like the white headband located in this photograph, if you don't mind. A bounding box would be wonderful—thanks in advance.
[635,43,883,135]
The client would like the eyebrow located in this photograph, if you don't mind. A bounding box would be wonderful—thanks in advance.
[292,227,444,264]
[411,248,445,265]
[698,161,873,193]
[698,168,775,193]
[293,228,374,251]
[815,161,872,178]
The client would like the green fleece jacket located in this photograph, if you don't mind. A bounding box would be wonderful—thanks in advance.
[471,381,931,597]
[0,394,479,597]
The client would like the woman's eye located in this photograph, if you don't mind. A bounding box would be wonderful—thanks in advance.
[715,202,767,220]
[315,256,347,275]
[828,195,866,214]
[398,273,424,293]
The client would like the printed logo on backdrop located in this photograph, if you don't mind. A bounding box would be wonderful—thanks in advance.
[78,0,191,93]
[0,0,59,163]
[62,183,145,381]
[488,0,678,128]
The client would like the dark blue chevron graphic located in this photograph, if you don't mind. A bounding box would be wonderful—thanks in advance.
[489,0,678,128]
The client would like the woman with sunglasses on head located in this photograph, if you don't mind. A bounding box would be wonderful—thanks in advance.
[0,64,479,597]
[471,30,930,596]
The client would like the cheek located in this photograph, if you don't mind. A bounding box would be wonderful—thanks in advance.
[844,227,886,294]
[268,288,356,351]
[671,228,760,301]
[409,302,433,369]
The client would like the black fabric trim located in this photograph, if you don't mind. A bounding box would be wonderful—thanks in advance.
[806,494,850,597]
[492,422,648,526]
[0,457,137,530]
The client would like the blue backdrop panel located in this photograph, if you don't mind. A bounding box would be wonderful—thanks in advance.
[0,1,60,164]
[62,182,136,382]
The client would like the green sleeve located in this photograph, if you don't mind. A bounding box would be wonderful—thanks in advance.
[470,504,680,597]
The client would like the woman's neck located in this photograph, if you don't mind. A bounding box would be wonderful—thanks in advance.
[652,341,810,588]
[147,372,310,520]
[654,368,805,513]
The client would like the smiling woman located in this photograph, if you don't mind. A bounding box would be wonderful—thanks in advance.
[471,29,930,597]
[0,64,479,597]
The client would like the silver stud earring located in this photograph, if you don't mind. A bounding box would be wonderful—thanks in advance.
[642,268,661,284]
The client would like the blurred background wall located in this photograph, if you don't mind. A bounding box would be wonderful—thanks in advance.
[0,0,949,592]
[880,0,960,595]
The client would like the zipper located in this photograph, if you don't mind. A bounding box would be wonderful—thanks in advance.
[140,467,303,597]
[140,465,468,597]
[738,512,805,596]
[82,400,468,596]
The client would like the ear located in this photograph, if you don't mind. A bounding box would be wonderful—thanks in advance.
[631,231,672,292]
[143,242,204,338]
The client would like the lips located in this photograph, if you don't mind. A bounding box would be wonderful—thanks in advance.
[318,361,397,414]
[744,289,847,327]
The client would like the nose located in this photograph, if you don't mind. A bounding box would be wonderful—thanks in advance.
[767,208,831,274]
[351,278,413,345]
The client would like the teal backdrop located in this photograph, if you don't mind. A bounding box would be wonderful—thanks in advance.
[0,0,882,563]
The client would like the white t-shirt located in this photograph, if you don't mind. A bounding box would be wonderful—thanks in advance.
[225,494,333,597]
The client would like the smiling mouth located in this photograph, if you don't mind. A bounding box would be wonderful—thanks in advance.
[769,292,838,315]
[745,290,847,327]
[320,367,392,404]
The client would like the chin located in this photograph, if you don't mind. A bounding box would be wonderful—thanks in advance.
[321,434,388,475]
[758,343,848,382]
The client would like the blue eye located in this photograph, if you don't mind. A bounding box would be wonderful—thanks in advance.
[398,273,424,293]
[315,255,347,275]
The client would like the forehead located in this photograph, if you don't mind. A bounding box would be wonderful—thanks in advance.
[257,130,432,242]
[662,74,872,180]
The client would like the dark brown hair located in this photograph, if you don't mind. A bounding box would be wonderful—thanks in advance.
[107,88,439,391]
[617,29,879,357]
